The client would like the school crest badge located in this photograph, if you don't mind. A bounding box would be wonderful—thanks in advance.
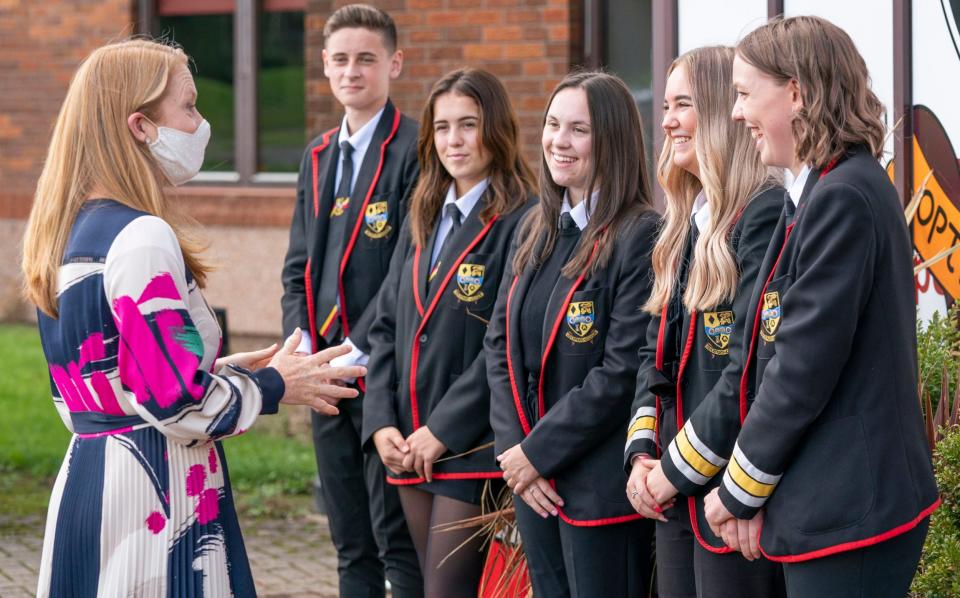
[330,196,350,217]
[760,291,781,342]
[453,263,485,302]
[565,301,599,343]
[364,201,392,239]
[703,310,734,356]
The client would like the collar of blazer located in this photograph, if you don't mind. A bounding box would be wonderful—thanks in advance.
[505,235,602,435]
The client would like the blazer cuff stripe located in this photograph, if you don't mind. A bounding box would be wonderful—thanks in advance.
[667,440,711,486]
[728,455,777,498]
[732,442,782,484]
[626,415,657,439]
[672,429,723,481]
[684,424,728,468]
[722,468,769,508]
[625,429,656,450]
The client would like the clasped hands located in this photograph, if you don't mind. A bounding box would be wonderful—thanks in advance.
[372,425,447,482]
[627,456,763,560]
[215,328,366,416]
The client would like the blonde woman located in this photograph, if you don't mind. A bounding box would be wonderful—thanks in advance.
[22,39,362,596]
[624,46,785,597]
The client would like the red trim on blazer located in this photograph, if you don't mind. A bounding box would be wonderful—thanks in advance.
[338,109,402,345]
[759,497,940,563]
[674,312,736,553]
[507,238,643,526]
[408,216,500,430]
[386,471,504,485]
[505,275,532,435]
[310,127,340,218]
[739,221,796,422]
[652,304,669,458]
[304,259,318,355]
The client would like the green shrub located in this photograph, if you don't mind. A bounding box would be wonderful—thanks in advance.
[912,426,960,597]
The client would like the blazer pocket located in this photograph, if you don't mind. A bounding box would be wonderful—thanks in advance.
[701,305,735,372]
[757,274,791,362]
[771,415,875,534]
[444,252,499,312]
[356,192,397,251]
[558,287,608,356]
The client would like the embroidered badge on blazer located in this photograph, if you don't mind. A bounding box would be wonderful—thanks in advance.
[364,201,392,239]
[703,310,734,356]
[565,301,599,343]
[454,263,485,302]
[760,291,781,342]
[330,196,350,217]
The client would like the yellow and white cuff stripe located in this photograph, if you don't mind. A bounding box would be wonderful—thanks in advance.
[721,442,782,508]
[625,406,657,450]
[666,424,727,486]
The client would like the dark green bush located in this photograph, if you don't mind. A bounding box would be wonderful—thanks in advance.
[911,426,960,597]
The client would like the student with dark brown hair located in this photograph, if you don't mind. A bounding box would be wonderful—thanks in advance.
[280,4,421,596]
[363,68,535,598]
[486,71,658,597]
[702,16,939,597]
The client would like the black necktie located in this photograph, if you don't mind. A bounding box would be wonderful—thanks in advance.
[429,203,462,285]
[784,190,797,225]
[559,212,578,231]
[318,140,354,344]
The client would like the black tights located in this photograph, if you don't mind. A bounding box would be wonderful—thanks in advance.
[397,486,486,598]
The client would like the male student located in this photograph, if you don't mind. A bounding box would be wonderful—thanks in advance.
[281,4,421,597]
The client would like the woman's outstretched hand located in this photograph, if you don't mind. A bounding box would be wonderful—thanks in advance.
[269,329,367,416]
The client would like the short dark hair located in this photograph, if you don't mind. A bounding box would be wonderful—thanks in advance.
[323,4,398,53]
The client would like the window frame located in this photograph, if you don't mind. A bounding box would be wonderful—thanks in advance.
[138,0,305,186]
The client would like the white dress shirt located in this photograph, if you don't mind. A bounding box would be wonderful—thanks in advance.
[430,179,490,267]
[560,189,599,231]
[785,165,812,207]
[691,190,711,232]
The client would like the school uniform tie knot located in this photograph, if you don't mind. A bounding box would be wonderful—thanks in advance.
[559,212,578,231]
[784,190,797,223]
[445,202,462,231]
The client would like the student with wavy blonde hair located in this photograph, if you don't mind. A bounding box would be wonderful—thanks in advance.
[624,45,785,597]
[22,38,361,596]
[701,16,938,597]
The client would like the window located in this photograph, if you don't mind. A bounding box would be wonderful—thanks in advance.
[144,0,306,184]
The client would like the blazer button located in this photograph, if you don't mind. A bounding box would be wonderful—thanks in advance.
[419,334,428,343]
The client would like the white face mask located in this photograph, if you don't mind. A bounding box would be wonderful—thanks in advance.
[147,119,211,186]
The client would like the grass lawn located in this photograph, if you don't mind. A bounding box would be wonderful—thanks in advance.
[0,324,317,530]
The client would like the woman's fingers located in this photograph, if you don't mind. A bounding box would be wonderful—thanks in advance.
[312,342,353,363]
[737,518,754,560]
[534,479,564,508]
[321,364,368,382]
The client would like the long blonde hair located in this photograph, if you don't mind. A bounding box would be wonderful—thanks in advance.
[645,46,777,314]
[22,38,210,317]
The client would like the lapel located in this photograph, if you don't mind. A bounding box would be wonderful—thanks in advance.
[423,191,490,307]
[308,128,340,246]
[340,100,399,254]
[540,234,582,352]
[506,237,542,405]
[415,220,441,312]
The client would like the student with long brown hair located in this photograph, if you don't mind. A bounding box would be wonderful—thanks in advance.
[486,71,658,597]
[701,16,938,597]
[624,45,785,598]
[362,68,535,597]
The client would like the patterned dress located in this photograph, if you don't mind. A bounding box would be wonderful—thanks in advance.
[35,199,284,597]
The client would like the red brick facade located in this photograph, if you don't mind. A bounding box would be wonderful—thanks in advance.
[0,0,136,219]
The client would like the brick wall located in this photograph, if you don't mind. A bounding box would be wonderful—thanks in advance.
[305,0,581,164]
[0,0,135,319]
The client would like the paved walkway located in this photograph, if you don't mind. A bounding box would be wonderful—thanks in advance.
[0,514,341,597]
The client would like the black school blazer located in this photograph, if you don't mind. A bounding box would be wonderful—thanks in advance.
[487,208,660,526]
[281,99,419,362]
[625,187,782,551]
[717,147,939,562]
[362,194,537,484]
